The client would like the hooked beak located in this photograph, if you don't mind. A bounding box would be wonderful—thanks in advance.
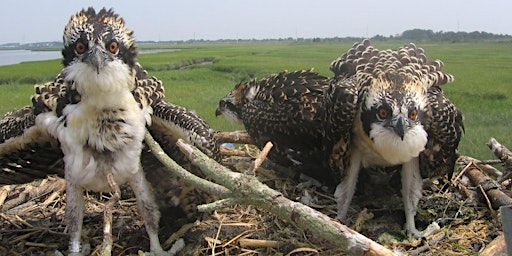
[215,108,223,117]
[392,116,406,140]
[85,46,108,74]
[215,99,229,117]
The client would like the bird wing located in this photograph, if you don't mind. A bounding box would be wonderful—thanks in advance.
[0,106,63,184]
[322,76,360,180]
[149,100,221,164]
[239,70,330,179]
[324,40,377,179]
[420,85,464,178]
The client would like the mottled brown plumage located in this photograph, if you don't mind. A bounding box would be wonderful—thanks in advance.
[327,40,463,237]
[216,69,332,181]
[217,40,464,237]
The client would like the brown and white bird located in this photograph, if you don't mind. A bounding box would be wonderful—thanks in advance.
[326,40,463,237]
[215,69,334,181]
[217,40,463,237]
[0,7,219,255]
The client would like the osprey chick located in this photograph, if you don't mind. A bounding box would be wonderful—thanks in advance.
[33,7,165,255]
[326,40,464,237]
[217,40,463,237]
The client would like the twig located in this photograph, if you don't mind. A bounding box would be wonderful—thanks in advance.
[482,233,508,256]
[197,198,244,213]
[248,141,273,174]
[0,178,65,212]
[465,163,512,209]
[220,147,250,157]
[457,156,503,177]
[214,131,254,144]
[100,173,121,256]
[174,138,396,256]
[238,238,280,248]
[408,231,447,256]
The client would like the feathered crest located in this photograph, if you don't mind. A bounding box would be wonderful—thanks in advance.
[63,7,134,50]
[331,39,454,89]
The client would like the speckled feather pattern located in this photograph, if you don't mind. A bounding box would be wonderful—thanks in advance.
[217,70,334,181]
[327,39,463,179]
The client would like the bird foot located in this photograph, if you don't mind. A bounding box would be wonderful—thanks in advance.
[407,221,440,238]
[54,243,91,256]
[140,238,185,256]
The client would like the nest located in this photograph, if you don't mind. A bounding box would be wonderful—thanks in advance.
[1,141,510,255]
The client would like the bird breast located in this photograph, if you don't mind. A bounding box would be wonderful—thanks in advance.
[37,92,146,191]
[352,115,428,167]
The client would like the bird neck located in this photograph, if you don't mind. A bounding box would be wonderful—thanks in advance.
[63,60,135,97]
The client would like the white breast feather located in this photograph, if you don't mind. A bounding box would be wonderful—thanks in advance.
[36,60,147,191]
[368,123,428,165]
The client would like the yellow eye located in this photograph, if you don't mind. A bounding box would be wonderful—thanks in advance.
[108,41,119,54]
[409,109,418,120]
[75,42,87,54]
[378,108,388,119]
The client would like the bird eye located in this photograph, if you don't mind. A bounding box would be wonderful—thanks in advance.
[219,100,226,108]
[409,109,418,120]
[108,41,119,54]
[377,107,388,120]
[75,42,87,54]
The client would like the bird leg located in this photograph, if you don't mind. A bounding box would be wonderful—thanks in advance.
[129,165,168,255]
[65,180,86,255]
[401,158,423,238]
[334,151,362,221]
[100,172,121,256]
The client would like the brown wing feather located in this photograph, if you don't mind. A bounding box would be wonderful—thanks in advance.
[0,106,63,185]
[420,86,464,178]
[322,76,359,180]
[150,100,221,163]
[223,70,331,180]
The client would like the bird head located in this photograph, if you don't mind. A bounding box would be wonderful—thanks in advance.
[60,7,137,94]
[361,72,428,141]
[358,71,430,165]
[216,80,257,125]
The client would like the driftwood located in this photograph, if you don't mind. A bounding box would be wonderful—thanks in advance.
[479,233,508,256]
[462,162,512,209]
[143,131,396,255]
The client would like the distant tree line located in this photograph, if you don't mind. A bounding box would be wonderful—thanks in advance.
[2,29,511,49]
[387,29,511,42]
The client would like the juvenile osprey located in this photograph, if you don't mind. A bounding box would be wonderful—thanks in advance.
[326,40,463,237]
[0,7,219,255]
[217,40,463,237]
[215,70,334,181]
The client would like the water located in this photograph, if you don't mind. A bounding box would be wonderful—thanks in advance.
[0,49,180,66]
[0,50,62,66]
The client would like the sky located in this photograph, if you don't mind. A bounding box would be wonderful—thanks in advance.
[1,0,511,44]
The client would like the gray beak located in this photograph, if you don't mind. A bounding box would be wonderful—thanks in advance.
[85,46,108,74]
[392,116,406,140]
[215,107,223,117]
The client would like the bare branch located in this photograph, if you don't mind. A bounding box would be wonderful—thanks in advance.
[465,163,512,209]
[214,131,253,144]
[175,138,396,256]
[143,131,231,197]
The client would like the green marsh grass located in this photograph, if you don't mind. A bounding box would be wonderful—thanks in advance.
[0,41,510,161]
